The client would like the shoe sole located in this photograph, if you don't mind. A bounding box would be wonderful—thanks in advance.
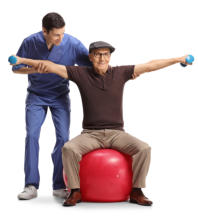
[129,199,152,206]
[62,200,81,207]
[18,195,37,200]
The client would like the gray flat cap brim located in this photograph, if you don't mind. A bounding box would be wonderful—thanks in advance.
[89,41,115,53]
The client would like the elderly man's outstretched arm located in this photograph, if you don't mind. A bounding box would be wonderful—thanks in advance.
[133,55,189,78]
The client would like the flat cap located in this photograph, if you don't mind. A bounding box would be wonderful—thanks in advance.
[89,41,115,53]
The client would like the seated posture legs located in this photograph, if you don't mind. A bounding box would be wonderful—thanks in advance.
[62,129,152,206]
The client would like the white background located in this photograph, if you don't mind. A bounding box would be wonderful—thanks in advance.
[0,0,198,217]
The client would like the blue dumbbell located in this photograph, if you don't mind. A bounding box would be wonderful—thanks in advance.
[8,55,17,64]
[180,55,194,67]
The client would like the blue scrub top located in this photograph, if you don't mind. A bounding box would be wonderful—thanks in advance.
[13,31,91,105]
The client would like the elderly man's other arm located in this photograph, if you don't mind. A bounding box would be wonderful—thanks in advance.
[12,56,68,79]
[133,55,189,79]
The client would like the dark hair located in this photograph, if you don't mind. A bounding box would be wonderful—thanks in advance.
[42,12,65,32]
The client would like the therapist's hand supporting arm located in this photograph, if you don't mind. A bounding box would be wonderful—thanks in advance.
[12,56,68,79]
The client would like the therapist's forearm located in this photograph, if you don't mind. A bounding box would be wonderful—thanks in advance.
[13,67,37,74]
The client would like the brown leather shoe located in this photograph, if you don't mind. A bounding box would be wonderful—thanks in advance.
[63,190,81,206]
[130,188,153,206]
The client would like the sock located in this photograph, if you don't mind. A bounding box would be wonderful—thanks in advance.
[71,188,80,194]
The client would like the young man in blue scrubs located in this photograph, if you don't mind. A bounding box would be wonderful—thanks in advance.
[12,12,90,200]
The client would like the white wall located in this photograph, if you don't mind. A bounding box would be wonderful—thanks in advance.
[1,0,198,217]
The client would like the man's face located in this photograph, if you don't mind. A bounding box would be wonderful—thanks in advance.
[89,48,111,72]
[43,26,65,46]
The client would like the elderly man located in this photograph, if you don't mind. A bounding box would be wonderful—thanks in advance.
[10,41,190,206]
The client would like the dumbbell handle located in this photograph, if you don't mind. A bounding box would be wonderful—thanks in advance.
[8,56,17,64]
[180,55,194,67]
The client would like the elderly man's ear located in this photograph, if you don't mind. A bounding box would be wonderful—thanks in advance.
[89,53,93,63]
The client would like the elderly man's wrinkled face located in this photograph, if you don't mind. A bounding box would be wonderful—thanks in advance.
[89,48,111,73]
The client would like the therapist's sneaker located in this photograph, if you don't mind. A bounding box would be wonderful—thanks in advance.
[53,189,69,198]
[17,185,37,200]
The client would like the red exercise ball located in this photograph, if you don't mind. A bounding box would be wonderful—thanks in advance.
[63,149,132,202]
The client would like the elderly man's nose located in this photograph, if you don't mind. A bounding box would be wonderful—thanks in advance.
[99,54,105,60]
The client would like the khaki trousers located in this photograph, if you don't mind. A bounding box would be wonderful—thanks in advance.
[62,129,151,189]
